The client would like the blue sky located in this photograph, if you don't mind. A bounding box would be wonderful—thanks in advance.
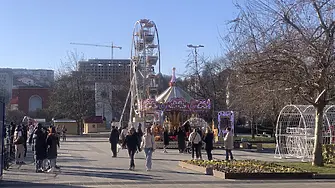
[0,0,238,75]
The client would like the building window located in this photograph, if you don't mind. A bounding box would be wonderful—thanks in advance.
[29,95,42,112]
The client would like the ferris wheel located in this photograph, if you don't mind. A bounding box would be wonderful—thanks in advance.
[120,19,161,125]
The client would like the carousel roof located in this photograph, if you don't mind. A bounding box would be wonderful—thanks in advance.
[156,68,194,103]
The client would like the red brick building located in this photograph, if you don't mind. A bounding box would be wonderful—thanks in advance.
[11,87,51,114]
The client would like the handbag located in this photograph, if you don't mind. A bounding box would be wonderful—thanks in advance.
[14,136,24,145]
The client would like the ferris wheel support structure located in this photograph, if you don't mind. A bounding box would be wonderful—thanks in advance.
[120,19,161,127]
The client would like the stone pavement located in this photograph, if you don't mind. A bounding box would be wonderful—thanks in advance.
[1,137,335,188]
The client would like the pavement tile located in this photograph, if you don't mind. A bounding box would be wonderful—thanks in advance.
[1,137,335,188]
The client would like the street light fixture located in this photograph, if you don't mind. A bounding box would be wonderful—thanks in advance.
[187,44,204,93]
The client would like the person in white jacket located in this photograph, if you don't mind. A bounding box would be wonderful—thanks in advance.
[141,127,156,171]
[188,128,202,160]
[224,127,234,160]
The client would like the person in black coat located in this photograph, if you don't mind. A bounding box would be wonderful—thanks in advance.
[137,123,143,143]
[109,126,119,157]
[123,128,141,170]
[46,127,60,172]
[177,127,186,153]
[29,123,48,172]
[163,128,169,153]
[22,123,28,157]
[203,128,214,160]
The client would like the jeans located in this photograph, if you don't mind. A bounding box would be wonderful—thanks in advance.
[128,149,136,168]
[206,149,213,160]
[15,144,25,163]
[144,148,153,170]
[191,143,199,159]
[225,149,233,160]
[49,158,57,168]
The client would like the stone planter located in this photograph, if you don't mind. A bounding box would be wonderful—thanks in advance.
[178,161,315,179]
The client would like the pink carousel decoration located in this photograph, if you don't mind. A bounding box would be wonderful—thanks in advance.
[142,67,211,132]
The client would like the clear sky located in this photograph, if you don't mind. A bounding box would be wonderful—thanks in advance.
[0,0,238,75]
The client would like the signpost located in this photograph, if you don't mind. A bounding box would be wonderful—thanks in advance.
[0,102,4,181]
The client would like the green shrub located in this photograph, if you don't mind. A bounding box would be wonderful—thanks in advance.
[323,144,335,164]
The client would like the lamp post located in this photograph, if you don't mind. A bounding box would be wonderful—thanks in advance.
[187,44,204,92]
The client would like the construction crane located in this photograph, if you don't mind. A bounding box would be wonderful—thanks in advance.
[70,42,122,63]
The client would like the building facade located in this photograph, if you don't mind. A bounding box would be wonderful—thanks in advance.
[78,59,131,124]
[11,69,54,88]
[11,87,51,114]
[78,59,130,82]
[0,68,55,114]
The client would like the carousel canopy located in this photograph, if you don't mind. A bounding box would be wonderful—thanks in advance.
[142,68,210,112]
[156,67,193,103]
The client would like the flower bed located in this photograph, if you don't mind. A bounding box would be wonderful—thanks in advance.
[179,160,315,179]
[183,159,307,173]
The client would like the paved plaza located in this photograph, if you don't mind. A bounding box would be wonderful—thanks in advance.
[1,137,335,188]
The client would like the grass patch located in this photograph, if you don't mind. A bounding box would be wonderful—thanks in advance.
[277,162,335,174]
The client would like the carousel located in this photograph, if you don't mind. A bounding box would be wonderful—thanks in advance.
[142,67,211,138]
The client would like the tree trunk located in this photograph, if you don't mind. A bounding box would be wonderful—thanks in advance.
[250,120,255,139]
[312,103,325,166]
[76,120,83,135]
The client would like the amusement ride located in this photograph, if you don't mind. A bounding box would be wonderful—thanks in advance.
[120,19,212,137]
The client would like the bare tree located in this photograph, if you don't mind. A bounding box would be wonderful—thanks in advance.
[228,0,335,166]
[49,51,95,134]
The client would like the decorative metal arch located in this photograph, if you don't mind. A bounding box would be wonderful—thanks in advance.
[275,105,335,161]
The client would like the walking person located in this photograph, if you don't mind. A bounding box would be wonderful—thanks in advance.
[29,123,48,173]
[203,128,214,160]
[137,123,143,143]
[46,127,60,172]
[163,128,169,153]
[109,125,119,157]
[123,128,141,170]
[177,127,186,153]
[188,128,202,160]
[197,128,203,160]
[224,127,234,160]
[141,127,156,171]
[13,125,25,165]
[22,124,28,158]
[61,125,67,142]
[120,126,128,147]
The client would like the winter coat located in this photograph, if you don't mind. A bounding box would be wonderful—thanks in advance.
[177,130,186,149]
[163,131,169,146]
[109,128,120,145]
[204,132,214,151]
[32,128,48,160]
[123,134,140,151]
[141,133,156,150]
[224,131,234,150]
[46,133,60,159]
[188,131,202,144]
[13,130,24,145]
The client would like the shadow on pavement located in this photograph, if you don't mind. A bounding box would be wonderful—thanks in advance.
[0,181,83,188]
[61,165,125,171]
[60,169,164,181]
